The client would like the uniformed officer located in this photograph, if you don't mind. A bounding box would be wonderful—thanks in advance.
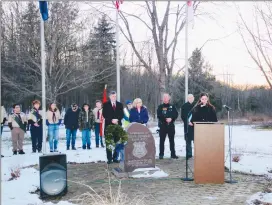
[157,93,178,159]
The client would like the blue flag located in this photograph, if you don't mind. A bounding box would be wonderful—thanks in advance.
[39,1,48,21]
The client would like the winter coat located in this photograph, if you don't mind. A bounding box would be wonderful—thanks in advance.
[46,109,61,125]
[157,103,178,128]
[64,108,80,130]
[191,104,218,123]
[1,106,7,125]
[181,102,194,133]
[78,109,95,130]
[129,107,149,124]
[28,108,42,126]
[93,107,103,123]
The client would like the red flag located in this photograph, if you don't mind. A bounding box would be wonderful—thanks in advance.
[115,0,123,11]
[100,85,107,137]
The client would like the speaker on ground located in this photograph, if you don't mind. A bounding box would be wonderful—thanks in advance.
[39,154,67,199]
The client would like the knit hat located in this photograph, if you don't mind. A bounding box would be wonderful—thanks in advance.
[125,100,132,105]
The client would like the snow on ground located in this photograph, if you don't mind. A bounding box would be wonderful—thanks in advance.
[1,124,272,205]
[131,167,169,178]
[246,192,272,205]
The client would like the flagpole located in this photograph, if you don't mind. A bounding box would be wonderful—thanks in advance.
[185,2,189,102]
[116,8,121,102]
[40,17,47,154]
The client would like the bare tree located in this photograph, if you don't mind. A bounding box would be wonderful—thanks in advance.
[237,2,272,89]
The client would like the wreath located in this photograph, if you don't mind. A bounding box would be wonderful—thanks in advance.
[105,125,128,151]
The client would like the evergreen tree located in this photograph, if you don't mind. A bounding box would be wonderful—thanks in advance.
[86,15,116,100]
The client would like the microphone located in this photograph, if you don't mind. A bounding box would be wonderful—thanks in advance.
[223,105,232,110]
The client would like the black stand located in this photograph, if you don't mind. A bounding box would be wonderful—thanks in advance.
[225,109,237,184]
[181,133,194,182]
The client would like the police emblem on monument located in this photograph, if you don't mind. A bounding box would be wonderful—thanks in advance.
[132,141,147,159]
[124,123,156,172]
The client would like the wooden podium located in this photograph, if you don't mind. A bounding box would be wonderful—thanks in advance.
[194,122,225,184]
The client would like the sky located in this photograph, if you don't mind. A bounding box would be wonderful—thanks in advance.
[79,1,268,87]
[3,1,267,87]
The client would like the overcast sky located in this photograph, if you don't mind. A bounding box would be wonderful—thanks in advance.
[79,1,269,87]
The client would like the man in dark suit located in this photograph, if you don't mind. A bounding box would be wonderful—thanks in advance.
[102,91,124,164]
[181,94,195,159]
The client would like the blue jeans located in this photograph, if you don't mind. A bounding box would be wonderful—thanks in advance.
[95,123,104,147]
[115,144,125,161]
[82,129,91,148]
[66,129,77,148]
[48,124,59,151]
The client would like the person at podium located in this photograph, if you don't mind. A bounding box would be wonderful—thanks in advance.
[189,93,218,125]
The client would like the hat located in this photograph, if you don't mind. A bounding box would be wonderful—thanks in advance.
[126,100,132,105]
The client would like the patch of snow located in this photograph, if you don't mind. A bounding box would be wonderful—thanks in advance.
[131,169,168,178]
[247,192,272,205]
[1,124,272,205]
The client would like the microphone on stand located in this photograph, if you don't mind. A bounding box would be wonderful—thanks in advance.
[223,105,232,110]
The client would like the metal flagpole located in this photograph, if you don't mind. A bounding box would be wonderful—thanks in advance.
[40,17,47,154]
[116,7,120,101]
[184,2,189,102]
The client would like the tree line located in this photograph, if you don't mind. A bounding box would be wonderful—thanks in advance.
[1,2,272,118]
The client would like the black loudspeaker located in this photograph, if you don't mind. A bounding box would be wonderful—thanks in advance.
[39,154,67,199]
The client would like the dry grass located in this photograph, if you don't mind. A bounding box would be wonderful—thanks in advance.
[68,171,145,205]
[232,155,241,163]
[8,166,21,181]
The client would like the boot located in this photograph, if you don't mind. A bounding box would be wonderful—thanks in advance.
[18,150,25,155]
[82,145,86,150]
[13,151,17,155]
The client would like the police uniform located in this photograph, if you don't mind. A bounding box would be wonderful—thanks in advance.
[157,103,178,159]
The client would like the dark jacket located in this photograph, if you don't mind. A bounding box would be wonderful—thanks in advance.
[191,105,218,123]
[78,109,95,130]
[64,108,80,130]
[181,102,195,133]
[157,103,178,128]
[102,101,124,129]
[129,106,149,124]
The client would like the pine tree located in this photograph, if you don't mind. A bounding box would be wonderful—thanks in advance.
[86,15,116,99]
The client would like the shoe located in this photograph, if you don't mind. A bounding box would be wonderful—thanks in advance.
[1,155,4,157]
[113,159,120,163]
[50,150,53,153]
[18,150,25,155]
[186,155,192,159]
[107,161,112,164]
[101,144,105,148]
[72,147,76,150]
[67,147,70,150]
[159,156,163,159]
[13,151,17,155]
[87,145,91,150]
[32,150,36,153]
[54,150,58,152]
[82,145,86,150]
[96,145,99,148]
[38,151,42,153]
[171,155,179,159]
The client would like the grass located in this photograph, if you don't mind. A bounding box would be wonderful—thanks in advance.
[68,171,146,205]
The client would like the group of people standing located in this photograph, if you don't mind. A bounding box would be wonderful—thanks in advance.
[1,90,218,163]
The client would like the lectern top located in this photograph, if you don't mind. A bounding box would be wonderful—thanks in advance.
[193,122,224,124]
